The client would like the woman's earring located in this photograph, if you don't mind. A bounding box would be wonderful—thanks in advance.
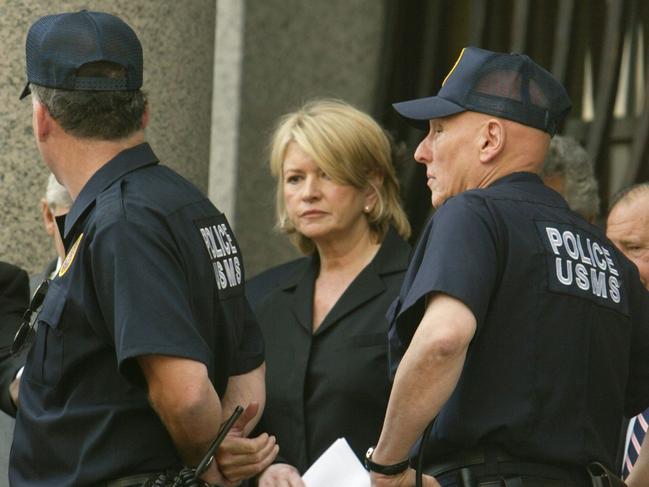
[364,206,371,213]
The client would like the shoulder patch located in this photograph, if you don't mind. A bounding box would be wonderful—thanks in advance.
[535,221,629,315]
[95,179,126,228]
[59,233,83,278]
[194,214,243,299]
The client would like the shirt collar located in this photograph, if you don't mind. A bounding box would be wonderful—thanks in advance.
[490,171,543,187]
[63,143,159,239]
[490,171,569,207]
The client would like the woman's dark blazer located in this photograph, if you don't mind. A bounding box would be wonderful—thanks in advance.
[247,227,411,473]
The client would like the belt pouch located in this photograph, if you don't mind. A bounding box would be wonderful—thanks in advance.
[586,462,626,487]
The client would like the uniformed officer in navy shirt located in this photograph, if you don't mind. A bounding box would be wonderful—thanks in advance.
[11,10,277,486]
[364,47,649,487]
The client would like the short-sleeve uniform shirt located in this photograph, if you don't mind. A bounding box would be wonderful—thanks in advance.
[10,143,264,486]
[388,172,649,470]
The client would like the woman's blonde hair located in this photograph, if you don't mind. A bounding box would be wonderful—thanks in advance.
[269,99,410,254]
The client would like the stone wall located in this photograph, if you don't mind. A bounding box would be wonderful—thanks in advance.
[1,0,388,280]
[0,0,215,275]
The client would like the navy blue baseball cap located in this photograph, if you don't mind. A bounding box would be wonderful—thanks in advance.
[393,47,571,135]
[20,10,143,100]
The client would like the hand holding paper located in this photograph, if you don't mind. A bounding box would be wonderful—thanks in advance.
[302,438,370,487]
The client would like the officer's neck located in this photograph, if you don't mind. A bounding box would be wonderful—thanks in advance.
[49,130,146,200]
[474,134,547,190]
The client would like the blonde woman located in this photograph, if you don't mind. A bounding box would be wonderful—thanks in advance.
[248,99,411,486]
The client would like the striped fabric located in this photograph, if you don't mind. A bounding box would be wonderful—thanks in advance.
[623,408,648,479]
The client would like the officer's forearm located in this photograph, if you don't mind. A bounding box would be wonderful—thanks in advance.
[222,362,266,436]
[626,434,649,487]
[372,294,476,466]
[138,354,223,466]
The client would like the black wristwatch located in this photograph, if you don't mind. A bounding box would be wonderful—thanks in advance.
[364,446,410,475]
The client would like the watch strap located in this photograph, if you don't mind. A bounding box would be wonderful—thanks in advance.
[364,446,410,475]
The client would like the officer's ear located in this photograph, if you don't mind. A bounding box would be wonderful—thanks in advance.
[32,99,53,142]
[478,119,505,164]
[141,102,150,130]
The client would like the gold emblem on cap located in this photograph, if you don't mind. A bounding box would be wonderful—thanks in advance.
[59,233,83,277]
[442,47,466,86]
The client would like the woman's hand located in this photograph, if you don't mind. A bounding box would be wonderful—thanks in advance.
[258,463,305,487]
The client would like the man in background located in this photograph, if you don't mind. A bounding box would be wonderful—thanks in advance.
[29,174,73,290]
[541,135,600,223]
[607,183,649,487]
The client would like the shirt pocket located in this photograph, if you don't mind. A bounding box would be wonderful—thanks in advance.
[27,283,66,387]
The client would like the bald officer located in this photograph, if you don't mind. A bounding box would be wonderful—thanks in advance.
[365,47,649,487]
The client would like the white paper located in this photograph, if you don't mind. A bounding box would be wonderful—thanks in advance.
[302,438,370,487]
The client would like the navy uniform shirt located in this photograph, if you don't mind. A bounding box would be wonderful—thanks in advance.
[388,172,649,470]
[10,143,264,486]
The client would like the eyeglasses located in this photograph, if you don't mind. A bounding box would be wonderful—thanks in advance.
[11,279,50,354]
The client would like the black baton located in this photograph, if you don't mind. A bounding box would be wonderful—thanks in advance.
[193,405,244,480]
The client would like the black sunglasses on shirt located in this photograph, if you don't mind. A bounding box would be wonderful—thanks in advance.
[11,279,50,354]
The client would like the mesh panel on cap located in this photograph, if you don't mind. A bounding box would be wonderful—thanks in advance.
[92,12,143,87]
[24,11,142,92]
[474,70,549,108]
[464,54,560,132]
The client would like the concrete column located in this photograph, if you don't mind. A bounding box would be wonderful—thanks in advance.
[219,0,387,276]
[209,0,245,223]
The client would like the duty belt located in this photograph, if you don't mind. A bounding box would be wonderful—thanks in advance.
[423,448,589,487]
[105,473,159,487]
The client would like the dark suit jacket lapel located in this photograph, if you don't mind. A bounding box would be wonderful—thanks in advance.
[283,256,318,333]
[315,227,410,336]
